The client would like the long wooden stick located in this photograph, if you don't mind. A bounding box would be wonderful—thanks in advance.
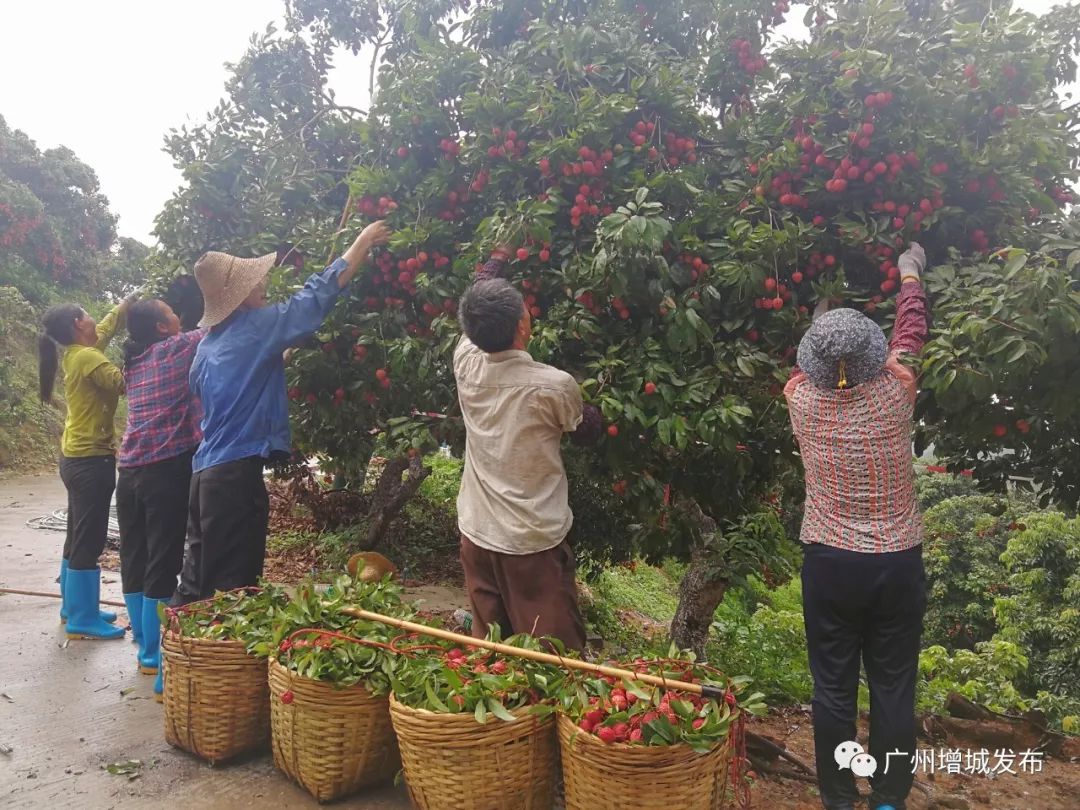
[341,607,726,699]
[0,587,126,609]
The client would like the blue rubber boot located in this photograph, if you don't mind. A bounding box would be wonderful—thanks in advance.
[140,597,166,675]
[124,592,146,660]
[59,559,117,624]
[65,568,126,640]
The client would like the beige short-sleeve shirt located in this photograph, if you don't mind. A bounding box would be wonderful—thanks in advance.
[454,336,583,554]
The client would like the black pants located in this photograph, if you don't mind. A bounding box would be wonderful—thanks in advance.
[802,542,926,810]
[172,457,269,606]
[116,451,193,599]
[59,455,116,570]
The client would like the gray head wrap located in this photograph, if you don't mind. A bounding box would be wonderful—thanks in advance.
[796,308,888,390]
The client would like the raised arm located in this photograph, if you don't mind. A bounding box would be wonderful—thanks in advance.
[258,221,391,355]
[94,292,137,351]
[476,247,511,281]
[890,243,930,356]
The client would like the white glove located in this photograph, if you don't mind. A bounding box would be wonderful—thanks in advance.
[898,242,926,280]
[812,299,830,321]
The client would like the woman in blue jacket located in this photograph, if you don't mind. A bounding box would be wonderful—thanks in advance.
[172,220,390,606]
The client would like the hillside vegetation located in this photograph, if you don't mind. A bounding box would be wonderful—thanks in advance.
[0,285,63,472]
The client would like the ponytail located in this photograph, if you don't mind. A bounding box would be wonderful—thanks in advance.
[38,303,84,403]
[38,333,59,402]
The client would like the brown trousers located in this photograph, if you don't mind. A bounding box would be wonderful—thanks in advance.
[459,535,586,653]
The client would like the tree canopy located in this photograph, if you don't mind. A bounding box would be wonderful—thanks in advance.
[153,0,1080,649]
[0,115,144,302]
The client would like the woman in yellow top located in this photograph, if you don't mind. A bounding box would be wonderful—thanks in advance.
[39,298,133,640]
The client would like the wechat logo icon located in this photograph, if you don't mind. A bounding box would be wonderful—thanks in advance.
[834,741,878,778]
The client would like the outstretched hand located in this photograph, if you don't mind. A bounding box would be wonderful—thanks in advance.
[342,220,393,286]
[355,220,392,253]
[118,289,142,313]
[898,242,926,281]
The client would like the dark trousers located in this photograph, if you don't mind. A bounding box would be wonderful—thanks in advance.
[172,457,268,606]
[59,455,116,570]
[802,542,926,810]
[116,451,193,599]
[459,535,586,652]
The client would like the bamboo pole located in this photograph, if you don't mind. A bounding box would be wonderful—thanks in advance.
[341,607,726,699]
[0,587,126,609]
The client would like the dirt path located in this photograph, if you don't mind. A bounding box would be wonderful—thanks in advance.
[746,708,1080,809]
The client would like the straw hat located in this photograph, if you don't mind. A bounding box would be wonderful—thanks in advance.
[796,307,888,390]
[193,251,277,328]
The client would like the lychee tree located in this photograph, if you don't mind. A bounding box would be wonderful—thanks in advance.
[0,114,122,298]
[154,0,1080,655]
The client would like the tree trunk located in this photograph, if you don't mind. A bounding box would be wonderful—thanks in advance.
[364,454,431,549]
[669,550,729,659]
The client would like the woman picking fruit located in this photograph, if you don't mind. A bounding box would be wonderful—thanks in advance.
[784,243,929,810]
[453,245,601,652]
[115,297,205,699]
[38,295,136,640]
[171,220,392,605]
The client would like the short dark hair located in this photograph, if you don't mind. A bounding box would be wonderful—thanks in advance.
[163,274,204,331]
[459,278,524,352]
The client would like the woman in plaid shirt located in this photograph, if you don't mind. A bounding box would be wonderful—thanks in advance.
[116,298,205,701]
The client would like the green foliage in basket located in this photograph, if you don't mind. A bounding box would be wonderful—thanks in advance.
[164,585,291,648]
[275,626,402,695]
[390,630,570,722]
[262,574,425,693]
[254,574,415,657]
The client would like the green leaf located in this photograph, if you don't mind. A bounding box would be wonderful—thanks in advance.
[1006,342,1027,363]
[488,698,516,722]
[425,681,449,713]
[1003,254,1028,280]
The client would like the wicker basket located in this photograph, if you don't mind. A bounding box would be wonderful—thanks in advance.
[557,713,730,810]
[389,695,558,810]
[268,658,399,802]
[162,630,270,764]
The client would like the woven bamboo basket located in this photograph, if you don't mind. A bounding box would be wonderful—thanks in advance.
[557,713,730,810]
[268,658,399,802]
[162,630,270,764]
[389,695,558,810]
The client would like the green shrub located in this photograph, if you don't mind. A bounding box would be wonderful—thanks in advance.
[917,641,1080,733]
[921,494,1018,649]
[996,513,1080,700]
[915,466,979,511]
[418,451,463,506]
[709,579,813,705]
[918,640,1030,716]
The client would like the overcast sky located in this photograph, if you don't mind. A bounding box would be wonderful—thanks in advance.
[0,1,1067,246]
